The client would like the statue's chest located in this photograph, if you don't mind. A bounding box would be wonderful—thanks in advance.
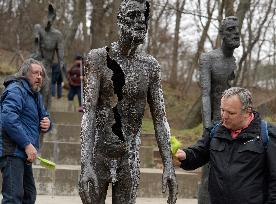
[211,59,236,82]
[40,32,57,50]
[101,59,150,100]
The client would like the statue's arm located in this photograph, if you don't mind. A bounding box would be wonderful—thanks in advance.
[33,24,42,59]
[79,50,101,201]
[147,60,177,204]
[56,32,65,76]
[199,53,212,128]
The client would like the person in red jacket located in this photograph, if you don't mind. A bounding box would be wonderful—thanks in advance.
[67,55,83,112]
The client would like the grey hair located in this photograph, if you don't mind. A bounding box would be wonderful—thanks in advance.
[219,16,239,34]
[222,87,253,112]
[16,58,48,84]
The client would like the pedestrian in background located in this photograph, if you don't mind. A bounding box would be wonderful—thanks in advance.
[67,54,82,112]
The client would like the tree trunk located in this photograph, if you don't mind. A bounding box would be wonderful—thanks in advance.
[224,0,235,16]
[182,0,216,94]
[234,0,273,85]
[215,0,224,48]
[150,0,169,57]
[90,0,106,49]
[64,0,85,55]
[107,0,120,47]
[170,0,185,88]
[236,0,251,32]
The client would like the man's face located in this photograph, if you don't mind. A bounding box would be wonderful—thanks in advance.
[27,64,43,92]
[118,1,148,45]
[220,95,250,130]
[222,20,240,48]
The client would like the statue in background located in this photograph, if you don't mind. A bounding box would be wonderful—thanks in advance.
[32,4,64,110]
[198,16,240,204]
[78,0,177,203]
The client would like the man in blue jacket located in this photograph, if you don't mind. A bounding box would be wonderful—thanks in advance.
[0,58,51,204]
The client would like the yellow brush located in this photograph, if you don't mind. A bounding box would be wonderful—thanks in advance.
[37,156,56,169]
[170,136,182,156]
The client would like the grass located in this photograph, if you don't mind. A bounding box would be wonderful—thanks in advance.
[264,115,276,124]
[0,62,17,75]
[142,118,203,147]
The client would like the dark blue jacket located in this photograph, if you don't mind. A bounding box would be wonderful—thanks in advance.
[0,77,50,160]
[180,113,276,204]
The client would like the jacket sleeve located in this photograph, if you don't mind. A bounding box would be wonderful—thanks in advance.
[266,123,276,203]
[180,129,211,170]
[38,94,52,132]
[2,88,31,149]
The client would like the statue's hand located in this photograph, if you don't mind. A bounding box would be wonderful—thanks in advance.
[162,166,178,204]
[79,167,99,204]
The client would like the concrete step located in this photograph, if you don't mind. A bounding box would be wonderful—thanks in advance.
[44,124,81,143]
[33,165,200,199]
[50,111,82,125]
[41,141,155,168]
[44,123,157,146]
[36,195,197,204]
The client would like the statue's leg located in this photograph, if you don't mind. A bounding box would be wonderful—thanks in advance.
[112,152,140,204]
[82,154,110,204]
[90,178,109,204]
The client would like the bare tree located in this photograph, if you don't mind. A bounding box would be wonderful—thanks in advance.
[90,0,106,49]
[170,0,186,88]
[64,0,86,55]
[182,0,217,94]
[234,0,274,86]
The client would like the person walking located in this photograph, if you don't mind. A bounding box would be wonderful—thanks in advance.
[67,55,82,112]
[0,58,51,204]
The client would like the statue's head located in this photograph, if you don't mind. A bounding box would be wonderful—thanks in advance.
[219,16,240,49]
[117,0,150,45]
[45,4,56,31]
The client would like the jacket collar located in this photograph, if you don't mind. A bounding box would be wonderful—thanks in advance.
[214,112,261,141]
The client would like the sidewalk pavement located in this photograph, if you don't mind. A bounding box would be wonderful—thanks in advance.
[36,195,197,204]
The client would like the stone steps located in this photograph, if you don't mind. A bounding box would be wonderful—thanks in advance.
[41,141,155,168]
[45,123,157,146]
[33,165,200,199]
[36,111,200,198]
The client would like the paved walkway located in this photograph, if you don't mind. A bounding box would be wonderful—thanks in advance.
[36,195,197,204]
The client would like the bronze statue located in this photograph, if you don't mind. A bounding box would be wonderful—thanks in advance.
[198,16,240,204]
[32,4,64,110]
[78,0,177,203]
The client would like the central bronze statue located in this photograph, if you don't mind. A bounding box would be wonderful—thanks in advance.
[78,0,178,203]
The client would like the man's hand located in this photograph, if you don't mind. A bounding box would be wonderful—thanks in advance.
[162,166,178,204]
[40,117,50,132]
[173,149,186,167]
[25,143,37,162]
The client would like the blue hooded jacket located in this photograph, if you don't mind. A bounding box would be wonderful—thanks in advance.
[0,77,50,160]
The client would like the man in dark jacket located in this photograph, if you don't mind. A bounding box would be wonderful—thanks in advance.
[0,58,51,204]
[174,87,276,204]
